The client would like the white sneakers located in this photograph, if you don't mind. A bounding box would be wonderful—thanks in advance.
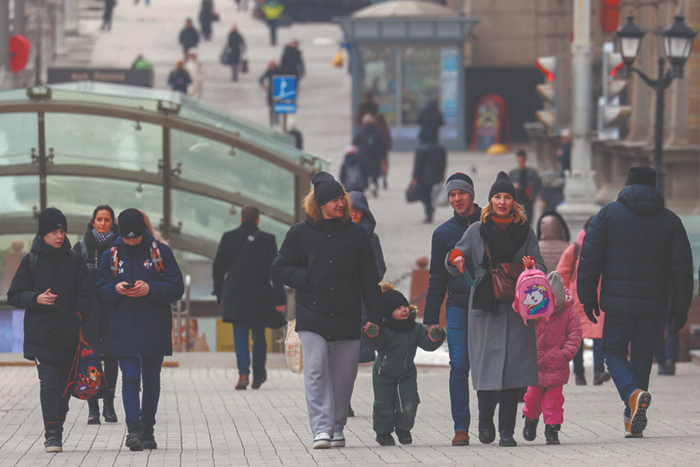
[313,431,346,449]
[313,432,332,449]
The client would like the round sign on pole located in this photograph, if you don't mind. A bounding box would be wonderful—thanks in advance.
[10,35,31,73]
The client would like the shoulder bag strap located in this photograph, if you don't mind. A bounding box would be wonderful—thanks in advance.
[230,231,259,272]
[483,240,493,270]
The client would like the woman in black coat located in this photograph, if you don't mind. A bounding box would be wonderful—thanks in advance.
[417,100,444,144]
[74,205,120,425]
[227,24,246,82]
[199,0,215,41]
[353,114,387,198]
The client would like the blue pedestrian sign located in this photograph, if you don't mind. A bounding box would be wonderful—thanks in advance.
[272,75,297,114]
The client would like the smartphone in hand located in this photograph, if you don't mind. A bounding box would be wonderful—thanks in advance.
[123,284,135,290]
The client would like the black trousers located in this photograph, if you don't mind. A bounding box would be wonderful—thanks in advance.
[477,388,521,438]
[36,358,72,429]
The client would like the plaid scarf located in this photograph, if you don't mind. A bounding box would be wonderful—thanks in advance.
[92,227,115,245]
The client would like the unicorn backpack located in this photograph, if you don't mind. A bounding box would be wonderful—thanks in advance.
[512,256,555,325]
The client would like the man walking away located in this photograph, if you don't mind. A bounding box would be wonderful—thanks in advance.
[576,166,693,439]
[8,208,92,453]
[509,149,541,222]
[101,0,116,32]
[227,24,246,82]
[411,142,447,223]
[213,206,287,390]
[259,60,280,126]
[199,0,216,41]
[424,173,481,446]
[179,19,200,59]
[168,61,191,94]
[262,0,284,46]
[280,40,305,83]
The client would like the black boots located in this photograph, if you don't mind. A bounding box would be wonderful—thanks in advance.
[143,424,158,450]
[375,433,395,446]
[44,427,63,453]
[87,398,101,425]
[125,423,144,451]
[545,424,561,445]
[478,417,496,444]
[575,373,587,385]
[395,429,412,445]
[522,416,539,441]
[102,390,118,423]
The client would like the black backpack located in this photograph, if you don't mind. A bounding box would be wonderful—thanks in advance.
[29,249,82,288]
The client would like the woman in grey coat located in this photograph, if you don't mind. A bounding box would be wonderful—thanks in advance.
[446,172,544,447]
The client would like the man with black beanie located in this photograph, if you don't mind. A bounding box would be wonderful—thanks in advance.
[8,208,93,453]
[577,166,693,439]
[424,172,481,446]
[272,171,383,450]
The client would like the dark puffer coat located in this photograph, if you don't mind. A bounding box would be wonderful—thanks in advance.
[213,221,286,328]
[8,236,92,364]
[423,207,481,325]
[577,184,693,318]
[74,223,119,356]
[271,192,383,341]
[96,232,184,357]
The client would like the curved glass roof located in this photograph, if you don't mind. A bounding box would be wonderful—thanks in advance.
[0,83,327,299]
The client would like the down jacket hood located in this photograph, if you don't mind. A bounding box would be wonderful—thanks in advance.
[617,184,664,216]
[537,211,570,242]
[348,191,376,236]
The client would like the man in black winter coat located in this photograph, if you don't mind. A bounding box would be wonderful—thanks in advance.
[8,208,92,453]
[411,143,447,223]
[279,40,305,81]
[179,19,200,59]
[576,166,693,439]
[227,24,246,82]
[424,173,481,446]
[272,172,383,449]
[213,206,286,390]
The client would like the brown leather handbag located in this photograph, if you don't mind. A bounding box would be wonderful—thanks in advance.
[484,241,523,302]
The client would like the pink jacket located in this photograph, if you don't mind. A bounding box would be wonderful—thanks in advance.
[534,289,582,388]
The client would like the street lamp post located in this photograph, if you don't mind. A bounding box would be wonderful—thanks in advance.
[615,14,697,198]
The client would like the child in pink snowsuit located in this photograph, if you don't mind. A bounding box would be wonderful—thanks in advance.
[522,271,582,445]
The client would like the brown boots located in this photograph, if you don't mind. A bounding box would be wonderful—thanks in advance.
[235,375,249,390]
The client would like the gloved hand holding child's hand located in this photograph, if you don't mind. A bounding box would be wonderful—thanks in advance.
[364,322,379,338]
[429,327,445,343]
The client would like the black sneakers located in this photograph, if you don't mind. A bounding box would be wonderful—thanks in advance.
[575,373,587,385]
[594,370,611,385]
[395,429,412,445]
[87,399,101,425]
[522,416,539,441]
[376,433,395,446]
[44,428,62,453]
[545,424,561,445]
[143,424,158,450]
[498,435,517,447]
[126,423,144,451]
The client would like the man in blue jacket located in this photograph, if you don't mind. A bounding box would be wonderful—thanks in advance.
[424,173,481,446]
[97,209,184,452]
[577,166,693,439]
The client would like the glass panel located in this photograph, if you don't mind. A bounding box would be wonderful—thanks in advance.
[50,82,178,111]
[0,88,29,101]
[46,176,163,226]
[0,234,36,298]
[620,37,641,59]
[0,176,40,214]
[383,22,405,38]
[410,22,434,38]
[436,22,461,39]
[355,22,379,38]
[0,113,38,165]
[401,46,441,125]
[45,114,162,173]
[358,45,398,126]
[171,130,295,216]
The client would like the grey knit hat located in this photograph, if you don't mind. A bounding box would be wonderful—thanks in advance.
[547,271,566,311]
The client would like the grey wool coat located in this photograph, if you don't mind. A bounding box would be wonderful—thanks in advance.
[446,221,544,391]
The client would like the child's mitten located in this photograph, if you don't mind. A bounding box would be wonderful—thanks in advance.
[364,322,379,338]
[429,327,445,343]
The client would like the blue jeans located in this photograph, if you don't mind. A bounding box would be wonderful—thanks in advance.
[655,323,679,364]
[446,306,470,432]
[602,313,664,417]
[233,324,267,380]
[573,338,605,375]
[119,356,164,426]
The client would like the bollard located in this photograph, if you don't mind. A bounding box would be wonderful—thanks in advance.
[409,256,446,328]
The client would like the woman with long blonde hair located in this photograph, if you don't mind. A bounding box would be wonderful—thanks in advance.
[446,171,545,447]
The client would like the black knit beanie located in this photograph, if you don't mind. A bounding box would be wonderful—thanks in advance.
[488,171,516,200]
[38,208,68,237]
[626,166,657,187]
[118,208,146,239]
[382,289,410,320]
[312,171,345,207]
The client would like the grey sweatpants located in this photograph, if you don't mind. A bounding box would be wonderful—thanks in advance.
[297,331,360,436]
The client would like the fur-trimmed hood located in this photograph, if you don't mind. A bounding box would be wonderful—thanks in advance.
[303,190,353,226]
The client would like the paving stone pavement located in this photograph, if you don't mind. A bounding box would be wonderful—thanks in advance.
[1,360,699,466]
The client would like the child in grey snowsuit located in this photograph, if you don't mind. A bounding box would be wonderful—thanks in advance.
[363,284,445,446]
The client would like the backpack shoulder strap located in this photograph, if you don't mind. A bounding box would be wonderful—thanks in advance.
[110,246,119,279]
[150,241,165,276]
[29,252,38,288]
[78,239,88,262]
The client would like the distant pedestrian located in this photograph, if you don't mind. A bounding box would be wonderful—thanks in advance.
[410,142,447,223]
[279,40,305,82]
[339,145,366,193]
[212,206,287,391]
[272,172,383,450]
[363,284,445,446]
[417,100,443,144]
[96,209,185,451]
[262,0,284,46]
[577,166,693,439]
[353,113,387,198]
[356,91,378,126]
[556,129,571,174]
[235,0,249,11]
[179,19,200,59]
[101,0,116,32]
[376,113,392,189]
[8,208,92,453]
[74,205,120,426]
[656,325,680,376]
[557,216,610,387]
[509,149,541,222]
[288,118,303,149]
[424,172,481,447]
[535,211,570,273]
[168,61,191,94]
[131,54,153,70]
[226,24,246,82]
[447,171,543,447]
[259,60,280,126]
[184,49,205,98]
[199,0,216,41]
[134,0,151,5]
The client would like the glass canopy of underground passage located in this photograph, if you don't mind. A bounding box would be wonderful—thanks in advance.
[0,83,327,300]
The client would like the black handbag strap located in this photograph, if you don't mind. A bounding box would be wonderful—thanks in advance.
[483,240,494,270]
[229,231,259,272]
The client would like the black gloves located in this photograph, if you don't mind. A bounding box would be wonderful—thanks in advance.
[668,312,688,333]
[583,301,600,324]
